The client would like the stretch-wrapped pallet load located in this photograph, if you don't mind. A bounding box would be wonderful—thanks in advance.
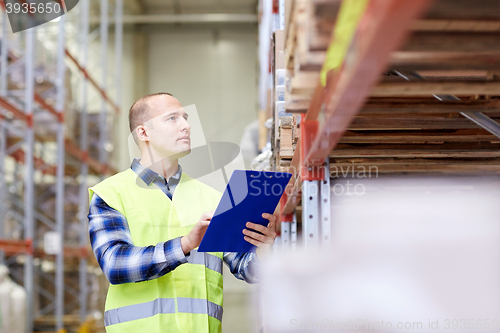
[0,265,27,333]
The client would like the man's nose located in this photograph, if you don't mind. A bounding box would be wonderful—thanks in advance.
[181,117,191,132]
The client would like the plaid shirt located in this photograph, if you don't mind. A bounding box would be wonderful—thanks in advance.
[88,159,260,285]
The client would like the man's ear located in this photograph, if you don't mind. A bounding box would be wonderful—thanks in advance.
[136,125,149,143]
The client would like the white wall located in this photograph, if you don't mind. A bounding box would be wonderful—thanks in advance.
[114,27,259,171]
[111,31,140,172]
[147,27,258,146]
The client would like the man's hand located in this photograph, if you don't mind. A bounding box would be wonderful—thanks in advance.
[181,210,214,254]
[243,213,278,259]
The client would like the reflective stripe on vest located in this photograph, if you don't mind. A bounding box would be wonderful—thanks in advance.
[104,297,223,326]
[187,250,223,274]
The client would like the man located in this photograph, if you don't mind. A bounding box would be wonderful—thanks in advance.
[88,93,277,333]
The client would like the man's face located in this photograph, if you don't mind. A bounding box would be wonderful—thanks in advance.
[142,96,191,159]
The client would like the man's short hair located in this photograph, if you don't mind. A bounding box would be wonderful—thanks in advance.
[128,92,174,135]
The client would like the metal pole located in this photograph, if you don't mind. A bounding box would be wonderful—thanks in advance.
[115,0,123,112]
[320,159,331,248]
[279,0,285,30]
[460,112,500,139]
[78,0,90,321]
[0,121,5,264]
[0,10,8,264]
[274,235,281,251]
[100,0,109,172]
[1,10,8,95]
[395,71,500,140]
[280,221,290,251]
[302,180,319,248]
[280,210,292,251]
[24,25,35,333]
[290,211,297,251]
[55,14,66,332]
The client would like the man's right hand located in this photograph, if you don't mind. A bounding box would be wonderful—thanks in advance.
[180,210,215,254]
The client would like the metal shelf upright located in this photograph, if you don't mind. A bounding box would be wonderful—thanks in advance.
[274,0,434,248]
[273,0,500,250]
[0,0,124,331]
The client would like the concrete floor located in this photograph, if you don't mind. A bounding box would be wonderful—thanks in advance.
[221,264,260,333]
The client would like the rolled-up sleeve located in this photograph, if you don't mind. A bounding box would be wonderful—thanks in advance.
[223,252,261,284]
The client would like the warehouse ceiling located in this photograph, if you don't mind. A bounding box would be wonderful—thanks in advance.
[138,0,258,14]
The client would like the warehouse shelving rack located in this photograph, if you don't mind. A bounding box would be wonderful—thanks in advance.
[0,0,123,332]
[270,0,500,248]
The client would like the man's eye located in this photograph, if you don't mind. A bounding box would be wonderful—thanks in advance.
[168,116,175,120]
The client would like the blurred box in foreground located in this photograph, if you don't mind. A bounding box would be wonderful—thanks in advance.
[258,176,500,333]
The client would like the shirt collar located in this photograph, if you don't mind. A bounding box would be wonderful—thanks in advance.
[131,158,182,186]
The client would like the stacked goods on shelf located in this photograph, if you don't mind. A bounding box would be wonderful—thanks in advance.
[0,265,26,333]
[279,116,294,162]
[273,28,301,172]
[36,184,80,245]
[2,172,23,242]
[271,0,341,174]
[31,66,76,141]
[0,1,123,331]
[329,0,500,174]
[2,182,106,329]
[277,0,500,222]
[283,0,341,114]
[33,270,107,332]
[5,40,77,142]
[74,113,115,166]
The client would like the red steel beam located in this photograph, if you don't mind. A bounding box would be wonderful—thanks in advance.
[0,95,57,174]
[281,139,302,215]
[0,239,33,255]
[0,96,28,122]
[0,42,115,174]
[281,0,433,214]
[65,49,120,114]
[0,95,115,175]
[0,5,118,118]
[0,239,89,259]
[305,0,433,164]
[0,6,120,133]
[65,139,106,174]
[279,191,294,222]
[10,147,57,175]
[33,85,115,174]
[33,94,59,119]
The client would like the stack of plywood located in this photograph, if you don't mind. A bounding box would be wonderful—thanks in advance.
[276,0,500,217]
[278,0,500,177]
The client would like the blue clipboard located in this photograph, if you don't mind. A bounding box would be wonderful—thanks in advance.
[198,170,292,253]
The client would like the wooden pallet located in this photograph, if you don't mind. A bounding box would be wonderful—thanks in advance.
[273,0,500,214]
[278,0,500,172]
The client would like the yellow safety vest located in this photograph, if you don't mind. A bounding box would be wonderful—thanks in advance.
[89,168,224,333]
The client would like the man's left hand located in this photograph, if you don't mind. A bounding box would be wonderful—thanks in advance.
[243,213,278,259]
